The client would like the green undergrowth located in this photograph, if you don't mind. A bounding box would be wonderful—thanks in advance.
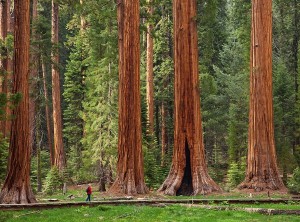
[35,189,295,204]
[1,205,300,222]
[228,202,300,210]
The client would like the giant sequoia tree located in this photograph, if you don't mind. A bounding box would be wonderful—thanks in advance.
[158,0,220,195]
[109,0,148,195]
[238,0,285,191]
[0,0,36,204]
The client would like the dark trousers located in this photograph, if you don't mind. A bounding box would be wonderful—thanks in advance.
[86,194,91,202]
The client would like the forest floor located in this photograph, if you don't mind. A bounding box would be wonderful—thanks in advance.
[1,204,300,222]
[1,184,300,221]
[34,183,296,203]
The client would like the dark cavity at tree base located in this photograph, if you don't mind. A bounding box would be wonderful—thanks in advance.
[158,142,221,196]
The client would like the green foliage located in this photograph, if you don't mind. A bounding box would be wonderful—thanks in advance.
[63,17,86,182]
[227,162,245,189]
[1,205,300,222]
[43,167,63,195]
[78,0,119,184]
[0,135,8,184]
[143,140,171,190]
[31,150,51,192]
[22,0,300,191]
[288,167,300,194]
[208,164,227,185]
[0,93,7,120]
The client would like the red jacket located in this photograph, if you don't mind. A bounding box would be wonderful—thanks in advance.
[86,186,92,195]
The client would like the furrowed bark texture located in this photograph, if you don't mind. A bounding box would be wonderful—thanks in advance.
[158,0,220,196]
[0,0,36,204]
[51,1,66,171]
[238,0,285,192]
[109,0,148,195]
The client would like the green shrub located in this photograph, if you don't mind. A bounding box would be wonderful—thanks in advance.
[208,164,227,184]
[227,163,245,189]
[288,167,300,194]
[0,135,8,184]
[31,150,51,193]
[43,167,63,195]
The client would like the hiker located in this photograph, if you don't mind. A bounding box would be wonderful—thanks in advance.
[86,184,92,202]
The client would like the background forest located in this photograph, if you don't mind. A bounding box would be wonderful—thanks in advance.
[0,0,300,194]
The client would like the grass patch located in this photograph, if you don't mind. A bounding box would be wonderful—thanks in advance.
[0,205,300,222]
[229,202,300,210]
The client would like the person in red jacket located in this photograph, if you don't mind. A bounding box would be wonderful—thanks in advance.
[85,184,92,202]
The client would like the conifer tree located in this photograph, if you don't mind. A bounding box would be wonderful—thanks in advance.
[109,0,148,195]
[159,0,220,195]
[0,0,36,203]
[238,0,285,191]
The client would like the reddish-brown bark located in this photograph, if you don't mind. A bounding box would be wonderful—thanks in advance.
[0,0,8,136]
[3,0,13,138]
[109,0,148,195]
[51,1,66,171]
[42,59,54,166]
[238,0,285,192]
[160,102,168,166]
[0,0,36,204]
[146,0,154,135]
[29,0,39,149]
[158,0,220,196]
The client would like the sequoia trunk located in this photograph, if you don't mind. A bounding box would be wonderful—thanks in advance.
[109,0,148,195]
[51,1,66,171]
[238,0,285,191]
[0,0,36,203]
[158,0,220,195]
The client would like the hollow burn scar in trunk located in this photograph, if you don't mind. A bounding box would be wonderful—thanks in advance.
[176,139,193,196]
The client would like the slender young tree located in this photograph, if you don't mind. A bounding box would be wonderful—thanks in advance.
[3,0,13,138]
[109,0,148,195]
[0,0,8,136]
[160,102,168,166]
[0,0,36,203]
[29,0,39,149]
[51,0,66,171]
[291,0,300,155]
[238,0,286,191]
[146,0,154,135]
[158,0,220,195]
[42,59,54,166]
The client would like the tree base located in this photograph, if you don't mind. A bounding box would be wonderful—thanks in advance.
[0,185,36,204]
[159,181,221,196]
[159,143,221,196]
[109,172,148,196]
[158,167,221,196]
[238,176,286,192]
